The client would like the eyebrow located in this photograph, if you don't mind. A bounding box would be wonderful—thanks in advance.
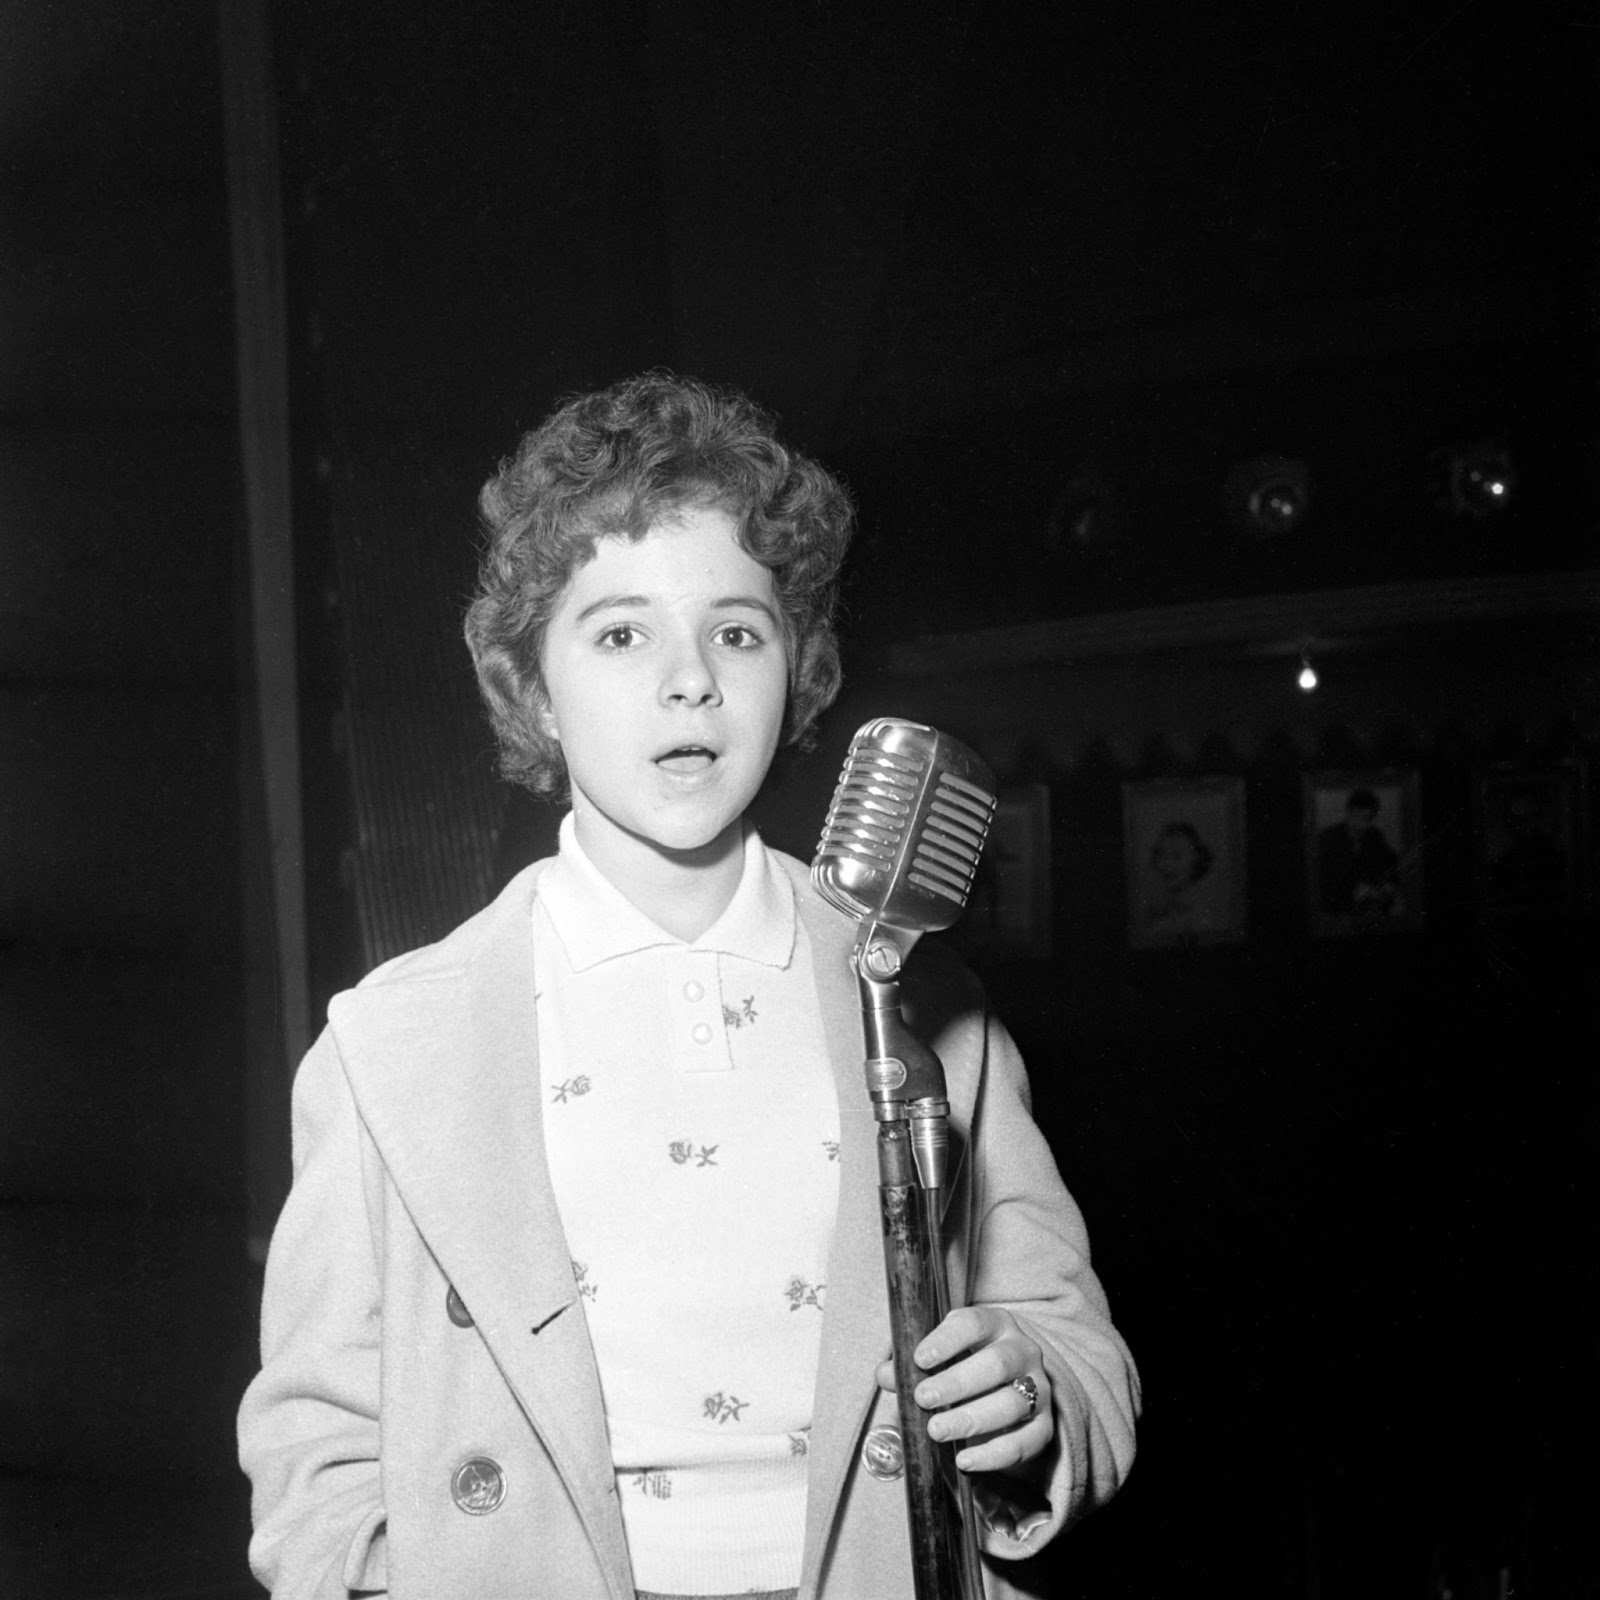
[573,593,780,625]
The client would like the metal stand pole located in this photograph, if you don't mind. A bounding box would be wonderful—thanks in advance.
[855,930,985,1600]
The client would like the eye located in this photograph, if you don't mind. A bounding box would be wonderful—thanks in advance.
[596,623,640,651]
[714,622,764,650]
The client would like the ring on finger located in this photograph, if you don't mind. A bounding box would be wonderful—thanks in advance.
[1010,1374,1039,1420]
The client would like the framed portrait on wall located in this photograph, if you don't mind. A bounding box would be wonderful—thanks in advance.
[960,783,1053,960]
[1122,776,1247,950]
[1474,761,1588,915]
[1304,768,1424,938]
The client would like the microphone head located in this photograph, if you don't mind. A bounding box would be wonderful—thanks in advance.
[812,717,998,934]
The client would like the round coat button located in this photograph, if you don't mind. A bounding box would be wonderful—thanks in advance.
[691,1022,713,1045]
[683,980,704,1001]
[446,1286,473,1328]
[861,1425,904,1481]
[451,1456,506,1515]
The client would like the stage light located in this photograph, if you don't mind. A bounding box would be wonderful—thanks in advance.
[1224,454,1313,538]
[1045,468,1119,559]
[1430,440,1517,518]
[1297,643,1319,693]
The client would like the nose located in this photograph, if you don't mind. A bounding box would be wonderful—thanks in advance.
[660,636,721,707]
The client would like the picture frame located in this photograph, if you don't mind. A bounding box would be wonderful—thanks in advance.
[1474,761,1588,916]
[959,783,1054,960]
[1122,776,1247,950]
[1304,768,1424,938]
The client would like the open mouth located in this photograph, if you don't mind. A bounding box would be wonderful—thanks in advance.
[655,745,718,775]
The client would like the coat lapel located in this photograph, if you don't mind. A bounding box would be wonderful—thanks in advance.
[331,868,632,1597]
[798,893,892,1586]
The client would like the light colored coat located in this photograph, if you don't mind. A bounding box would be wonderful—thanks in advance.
[238,854,1138,1598]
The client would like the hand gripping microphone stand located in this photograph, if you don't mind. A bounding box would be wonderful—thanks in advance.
[812,719,999,1600]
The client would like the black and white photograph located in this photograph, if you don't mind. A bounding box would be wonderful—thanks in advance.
[960,784,1054,962]
[1305,769,1426,938]
[1475,762,1588,916]
[3,5,1594,1600]
[1123,777,1248,950]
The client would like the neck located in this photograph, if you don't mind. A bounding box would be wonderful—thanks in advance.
[572,814,747,942]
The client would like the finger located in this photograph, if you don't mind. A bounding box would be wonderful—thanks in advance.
[926,1374,1050,1447]
[911,1341,1015,1411]
[875,1356,897,1393]
[913,1305,1002,1371]
[946,1406,1054,1476]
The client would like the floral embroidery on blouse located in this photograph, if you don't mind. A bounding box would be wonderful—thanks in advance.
[703,1391,748,1424]
[722,995,760,1028]
[668,1140,719,1167]
[783,1276,825,1312]
[551,1075,592,1103]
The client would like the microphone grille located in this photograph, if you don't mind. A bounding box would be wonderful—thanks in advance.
[813,739,924,920]
[812,718,997,932]
[907,770,994,907]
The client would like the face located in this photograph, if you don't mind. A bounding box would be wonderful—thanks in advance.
[1152,829,1199,889]
[536,503,789,885]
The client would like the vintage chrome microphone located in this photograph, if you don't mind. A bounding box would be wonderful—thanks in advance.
[813,717,997,1600]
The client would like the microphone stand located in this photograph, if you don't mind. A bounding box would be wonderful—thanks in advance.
[851,920,986,1600]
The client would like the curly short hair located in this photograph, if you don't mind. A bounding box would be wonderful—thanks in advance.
[464,371,855,796]
[1153,820,1214,884]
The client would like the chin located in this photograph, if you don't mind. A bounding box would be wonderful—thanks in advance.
[636,810,745,860]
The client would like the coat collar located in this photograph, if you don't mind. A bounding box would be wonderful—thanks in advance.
[794,885,891,1586]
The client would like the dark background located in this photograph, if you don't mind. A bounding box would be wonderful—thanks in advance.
[2,2,1595,1597]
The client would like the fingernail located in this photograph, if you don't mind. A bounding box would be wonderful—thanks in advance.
[914,1383,940,1408]
[914,1343,936,1367]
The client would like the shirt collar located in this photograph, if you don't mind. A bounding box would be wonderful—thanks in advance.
[537,812,796,973]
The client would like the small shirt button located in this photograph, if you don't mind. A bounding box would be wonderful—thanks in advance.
[446,1286,473,1328]
[690,1022,713,1045]
[451,1456,506,1515]
[683,980,704,1001]
[861,1425,904,1481]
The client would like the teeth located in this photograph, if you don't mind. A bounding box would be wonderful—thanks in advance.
[657,747,715,770]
